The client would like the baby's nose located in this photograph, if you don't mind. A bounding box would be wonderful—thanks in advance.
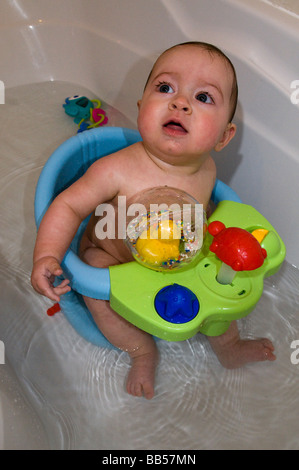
[169,95,191,114]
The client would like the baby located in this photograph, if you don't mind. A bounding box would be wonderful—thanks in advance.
[31,42,276,400]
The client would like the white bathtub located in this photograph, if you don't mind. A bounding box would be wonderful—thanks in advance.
[1,0,299,450]
[3,0,299,266]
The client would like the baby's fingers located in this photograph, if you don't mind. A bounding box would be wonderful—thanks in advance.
[58,279,71,288]
[53,279,71,298]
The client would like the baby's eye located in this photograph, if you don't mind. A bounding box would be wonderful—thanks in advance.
[196,92,213,104]
[157,82,174,94]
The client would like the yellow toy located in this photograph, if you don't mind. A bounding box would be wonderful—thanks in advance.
[135,220,181,266]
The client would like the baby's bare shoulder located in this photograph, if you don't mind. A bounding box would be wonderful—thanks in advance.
[78,142,143,200]
[89,142,141,173]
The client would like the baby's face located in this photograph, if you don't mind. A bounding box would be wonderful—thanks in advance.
[137,45,236,163]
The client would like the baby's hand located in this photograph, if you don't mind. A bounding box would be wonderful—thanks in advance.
[31,256,71,302]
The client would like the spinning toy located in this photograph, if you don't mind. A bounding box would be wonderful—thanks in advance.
[208,221,268,284]
[34,127,286,347]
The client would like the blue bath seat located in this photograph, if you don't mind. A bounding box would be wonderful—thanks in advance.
[34,127,242,347]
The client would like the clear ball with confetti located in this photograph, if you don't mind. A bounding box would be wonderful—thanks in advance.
[125,186,207,271]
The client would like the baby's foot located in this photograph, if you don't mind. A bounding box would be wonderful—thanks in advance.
[211,337,276,369]
[126,350,159,400]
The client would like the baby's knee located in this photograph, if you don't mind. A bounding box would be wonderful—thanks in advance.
[80,246,98,265]
[80,245,119,269]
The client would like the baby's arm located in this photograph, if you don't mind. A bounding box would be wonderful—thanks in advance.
[31,155,121,301]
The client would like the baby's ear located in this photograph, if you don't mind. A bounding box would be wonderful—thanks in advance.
[137,99,142,109]
[214,123,236,152]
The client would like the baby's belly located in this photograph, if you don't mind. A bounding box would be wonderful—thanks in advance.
[93,236,134,264]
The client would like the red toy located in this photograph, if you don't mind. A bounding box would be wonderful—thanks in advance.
[208,221,267,284]
[47,303,61,316]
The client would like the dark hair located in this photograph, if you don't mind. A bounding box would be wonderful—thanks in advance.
[144,41,238,123]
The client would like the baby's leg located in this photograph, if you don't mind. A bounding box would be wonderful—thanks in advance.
[208,320,276,369]
[81,246,158,399]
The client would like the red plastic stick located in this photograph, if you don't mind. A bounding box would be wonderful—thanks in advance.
[47,303,61,316]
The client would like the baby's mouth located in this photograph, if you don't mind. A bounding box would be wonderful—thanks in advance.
[163,120,187,134]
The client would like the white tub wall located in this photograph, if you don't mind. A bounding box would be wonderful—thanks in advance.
[1,0,299,266]
[263,0,299,16]
[0,0,189,124]
[2,1,299,119]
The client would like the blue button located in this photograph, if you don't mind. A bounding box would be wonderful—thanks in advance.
[154,284,199,324]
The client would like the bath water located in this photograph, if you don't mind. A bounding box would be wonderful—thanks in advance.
[1,82,299,450]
